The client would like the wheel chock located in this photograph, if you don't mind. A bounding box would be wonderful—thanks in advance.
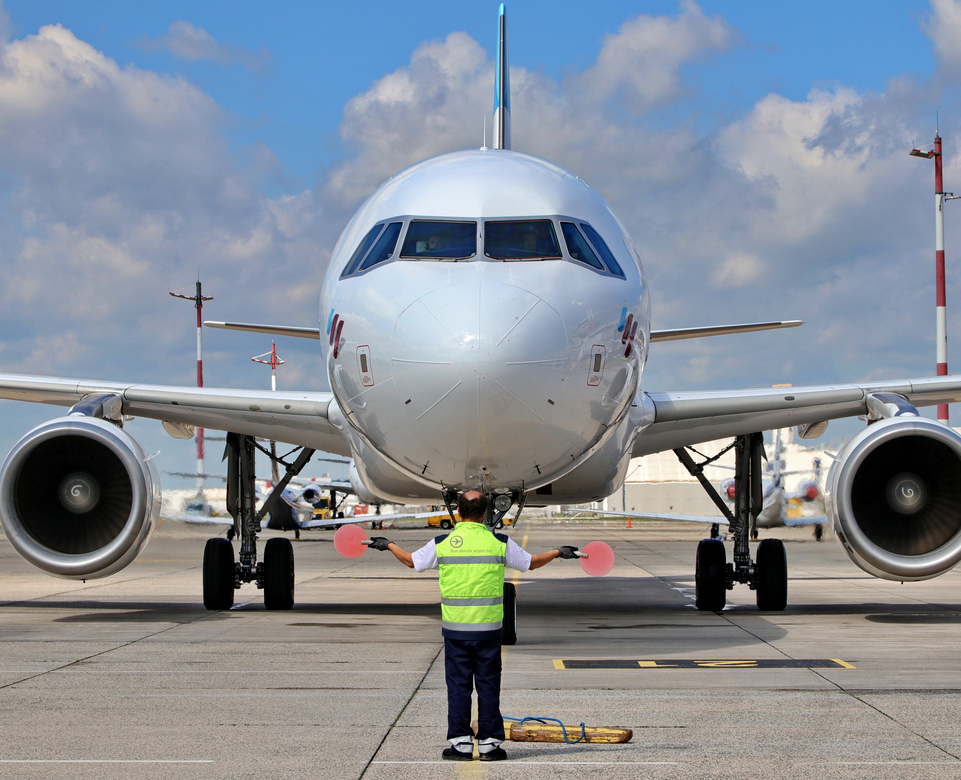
[474,719,632,743]
[508,720,632,743]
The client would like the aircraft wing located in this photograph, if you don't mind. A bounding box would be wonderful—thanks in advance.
[0,374,349,456]
[162,513,234,527]
[288,478,353,493]
[782,514,828,528]
[300,509,452,529]
[634,376,961,456]
[569,508,725,525]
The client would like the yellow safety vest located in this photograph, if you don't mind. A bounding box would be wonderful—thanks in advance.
[436,522,506,639]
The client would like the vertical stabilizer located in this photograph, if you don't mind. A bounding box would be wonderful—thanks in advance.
[494,4,510,150]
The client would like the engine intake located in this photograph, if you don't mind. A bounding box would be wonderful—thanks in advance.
[0,416,160,579]
[829,417,961,581]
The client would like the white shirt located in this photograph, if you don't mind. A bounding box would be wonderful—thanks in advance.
[411,532,532,573]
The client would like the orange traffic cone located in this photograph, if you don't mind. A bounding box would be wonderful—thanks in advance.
[627,517,632,529]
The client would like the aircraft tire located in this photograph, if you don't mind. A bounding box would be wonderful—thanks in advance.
[502,582,517,646]
[755,538,787,611]
[695,538,726,612]
[263,537,295,610]
[203,537,235,611]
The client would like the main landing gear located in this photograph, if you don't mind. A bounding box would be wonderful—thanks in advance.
[202,433,314,611]
[676,433,788,612]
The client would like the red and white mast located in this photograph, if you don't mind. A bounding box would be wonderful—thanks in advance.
[252,342,285,484]
[170,280,214,491]
[911,131,954,424]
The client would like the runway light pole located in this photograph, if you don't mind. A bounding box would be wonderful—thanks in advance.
[170,280,214,492]
[911,133,959,424]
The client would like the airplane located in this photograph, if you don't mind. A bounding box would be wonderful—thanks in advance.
[0,5,960,622]
[736,430,828,540]
[165,468,453,538]
[591,427,829,540]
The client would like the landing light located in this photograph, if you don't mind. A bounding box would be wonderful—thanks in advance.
[493,494,512,512]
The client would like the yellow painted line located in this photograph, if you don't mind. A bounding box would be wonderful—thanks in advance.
[832,658,857,669]
[553,659,565,670]
[696,660,758,668]
[637,661,679,668]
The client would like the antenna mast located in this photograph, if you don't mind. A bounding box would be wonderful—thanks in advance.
[911,131,956,424]
[169,279,214,492]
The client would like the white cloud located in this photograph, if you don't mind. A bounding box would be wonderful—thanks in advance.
[0,1,956,479]
[573,0,737,113]
[138,20,269,72]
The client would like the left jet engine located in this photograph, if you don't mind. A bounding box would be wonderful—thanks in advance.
[0,416,161,579]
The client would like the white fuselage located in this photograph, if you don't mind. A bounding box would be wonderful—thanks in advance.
[320,149,650,499]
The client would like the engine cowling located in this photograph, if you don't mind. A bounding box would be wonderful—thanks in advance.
[828,417,961,581]
[0,416,161,579]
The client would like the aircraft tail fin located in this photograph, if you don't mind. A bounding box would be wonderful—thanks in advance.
[494,4,510,150]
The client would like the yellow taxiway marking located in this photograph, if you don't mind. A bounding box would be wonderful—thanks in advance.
[553,659,856,670]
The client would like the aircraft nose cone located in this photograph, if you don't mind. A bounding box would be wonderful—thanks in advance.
[392,281,571,483]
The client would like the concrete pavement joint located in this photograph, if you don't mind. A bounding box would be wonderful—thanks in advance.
[358,643,444,779]
[807,666,961,762]
[0,604,232,692]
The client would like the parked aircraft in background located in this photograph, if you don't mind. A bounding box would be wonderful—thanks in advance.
[591,428,829,540]
[720,429,828,540]
[0,6,960,618]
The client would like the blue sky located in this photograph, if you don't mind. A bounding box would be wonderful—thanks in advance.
[5,1,938,189]
[0,0,958,481]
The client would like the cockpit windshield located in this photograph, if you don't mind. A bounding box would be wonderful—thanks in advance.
[484,220,562,260]
[341,215,626,279]
[400,221,476,259]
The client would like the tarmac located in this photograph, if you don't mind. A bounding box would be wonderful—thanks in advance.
[2,518,961,779]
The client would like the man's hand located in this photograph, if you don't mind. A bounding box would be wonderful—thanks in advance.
[368,537,392,551]
[556,546,579,559]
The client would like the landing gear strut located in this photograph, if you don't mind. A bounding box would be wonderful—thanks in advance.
[201,433,314,610]
[677,432,788,612]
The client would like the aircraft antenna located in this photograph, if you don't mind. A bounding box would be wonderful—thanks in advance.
[169,279,214,492]
[252,342,286,484]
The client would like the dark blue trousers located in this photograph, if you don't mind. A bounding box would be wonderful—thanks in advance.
[444,636,506,742]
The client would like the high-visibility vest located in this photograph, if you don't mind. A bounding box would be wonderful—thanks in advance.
[436,521,506,639]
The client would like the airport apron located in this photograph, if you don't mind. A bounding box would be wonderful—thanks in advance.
[436,523,507,743]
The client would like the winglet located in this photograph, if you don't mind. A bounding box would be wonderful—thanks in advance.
[494,4,510,150]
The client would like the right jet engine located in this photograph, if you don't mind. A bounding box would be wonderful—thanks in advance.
[828,416,961,581]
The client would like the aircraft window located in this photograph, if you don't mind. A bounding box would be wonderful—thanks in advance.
[579,223,625,278]
[342,224,384,277]
[360,221,403,270]
[560,222,604,270]
[484,220,561,260]
[401,221,477,259]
